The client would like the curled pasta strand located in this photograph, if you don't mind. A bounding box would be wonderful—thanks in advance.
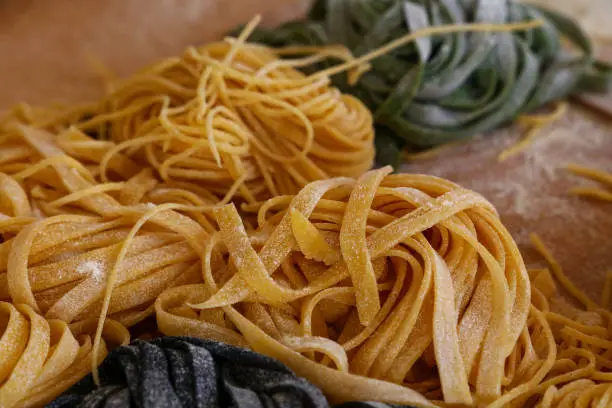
[157,171,531,406]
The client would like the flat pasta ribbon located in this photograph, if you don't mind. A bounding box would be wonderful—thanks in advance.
[0,302,129,408]
[155,168,531,406]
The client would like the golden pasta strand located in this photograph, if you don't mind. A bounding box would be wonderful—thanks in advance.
[157,172,531,406]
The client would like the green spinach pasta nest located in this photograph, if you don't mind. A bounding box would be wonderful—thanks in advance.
[245,0,612,166]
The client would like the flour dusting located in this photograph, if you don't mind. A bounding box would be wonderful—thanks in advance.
[77,260,104,282]
[403,106,612,298]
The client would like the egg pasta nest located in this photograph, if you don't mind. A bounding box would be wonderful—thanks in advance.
[0,20,375,203]
[0,302,129,408]
[154,166,532,406]
[0,125,610,406]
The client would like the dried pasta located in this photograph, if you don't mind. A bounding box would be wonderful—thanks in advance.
[0,124,216,385]
[0,17,547,206]
[0,14,609,408]
[1,120,609,407]
[566,163,612,202]
[0,17,375,204]
[0,302,129,407]
[155,167,533,406]
[497,101,568,162]
[486,235,612,407]
[0,126,208,327]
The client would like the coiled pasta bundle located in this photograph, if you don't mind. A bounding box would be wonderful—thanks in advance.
[0,126,211,327]
[0,302,129,408]
[246,0,612,165]
[154,166,531,406]
[1,18,375,204]
[1,210,205,327]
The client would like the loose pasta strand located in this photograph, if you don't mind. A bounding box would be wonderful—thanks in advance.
[156,171,532,406]
[566,164,612,202]
[497,101,568,162]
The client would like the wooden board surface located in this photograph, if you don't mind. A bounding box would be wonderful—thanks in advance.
[0,0,610,299]
[403,106,612,300]
[0,0,311,110]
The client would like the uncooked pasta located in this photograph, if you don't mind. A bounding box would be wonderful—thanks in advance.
[566,164,612,202]
[1,122,610,406]
[152,168,612,407]
[0,16,375,204]
[49,336,332,408]
[0,124,216,387]
[0,16,545,206]
[154,167,532,406]
[0,126,208,326]
[0,13,609,408]
[492,234,612,408]
[0,302,129,408]
[497,101,568,162]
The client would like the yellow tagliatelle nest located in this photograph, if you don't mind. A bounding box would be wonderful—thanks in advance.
[0,126,212,326]
[0,302,129,408]
[0,125,222,386]
[0,18,545,207]
[154,166,532,406]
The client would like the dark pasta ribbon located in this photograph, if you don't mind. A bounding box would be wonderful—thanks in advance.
[48,337,418,408]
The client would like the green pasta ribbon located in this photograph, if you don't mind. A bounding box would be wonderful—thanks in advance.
[244,0,612,166]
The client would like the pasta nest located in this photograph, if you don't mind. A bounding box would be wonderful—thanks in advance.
[1,35,375,204]
[0,126,210,328]
[155,166,531,406]
[0,302,129,408]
